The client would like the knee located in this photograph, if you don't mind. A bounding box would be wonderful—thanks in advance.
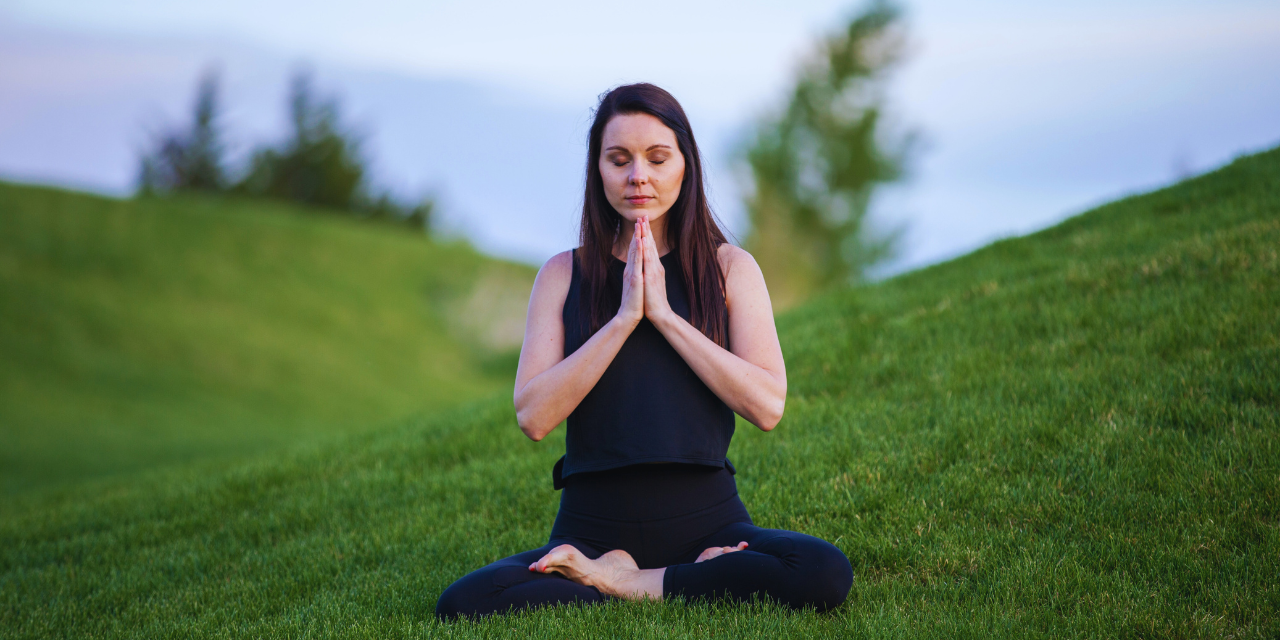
[793,537,854,612]
[436,568,497,621]
[434,579,469,621]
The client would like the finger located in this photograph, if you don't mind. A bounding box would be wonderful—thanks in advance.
[635,222,645,272]
[627,227,639,272]
[637,225,646,271]
[645,238,660,278]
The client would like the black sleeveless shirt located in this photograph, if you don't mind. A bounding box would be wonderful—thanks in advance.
[553,247,736,489]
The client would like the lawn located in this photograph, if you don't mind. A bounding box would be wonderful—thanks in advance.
[0,186,534,492]
[1,147,1277,638]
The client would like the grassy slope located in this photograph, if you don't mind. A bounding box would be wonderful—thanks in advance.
[2,147,1278,638]
[0,185,534,492]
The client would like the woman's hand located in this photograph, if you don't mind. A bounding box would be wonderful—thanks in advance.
[617,219,645,327]
[639,216,675,325]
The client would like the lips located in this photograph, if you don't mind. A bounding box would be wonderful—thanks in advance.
[625,196,654,204]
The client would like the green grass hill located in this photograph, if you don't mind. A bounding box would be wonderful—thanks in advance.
[2,146,1278,638]
[0,186,534,492]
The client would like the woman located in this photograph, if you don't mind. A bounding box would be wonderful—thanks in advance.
[436,83,852,619]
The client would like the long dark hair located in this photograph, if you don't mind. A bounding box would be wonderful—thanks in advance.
[577,83,730,348]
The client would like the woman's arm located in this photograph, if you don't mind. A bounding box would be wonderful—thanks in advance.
[638,220,787,430]
[513,224,648,441]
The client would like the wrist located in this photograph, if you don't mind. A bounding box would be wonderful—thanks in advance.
[612,311,643,332]
[648,308,680,332]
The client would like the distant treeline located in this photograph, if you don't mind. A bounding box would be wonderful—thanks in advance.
[137,69,432,233]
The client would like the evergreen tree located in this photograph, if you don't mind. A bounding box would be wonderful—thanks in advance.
[742,1,913,308]
[236,70,366,211]
[137,69,227,194]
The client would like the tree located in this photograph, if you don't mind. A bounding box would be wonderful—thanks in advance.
[137,65,435,234]
[137,69,228,194]
[742,1,912,308]
[236,70,366,211]
[363,191,436,233]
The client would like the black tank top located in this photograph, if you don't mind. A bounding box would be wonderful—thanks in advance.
[552,247,736,489]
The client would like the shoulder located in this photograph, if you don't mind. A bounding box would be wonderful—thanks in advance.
[715,243,769,312]
[540,249,574,279]
[530,249,574,301]
[716,243,762,281]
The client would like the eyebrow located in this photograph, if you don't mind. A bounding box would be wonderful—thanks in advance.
[605,144,673,152]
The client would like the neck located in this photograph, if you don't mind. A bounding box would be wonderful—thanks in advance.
[614,215,671,259]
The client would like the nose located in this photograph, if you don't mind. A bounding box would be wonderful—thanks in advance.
[628,162,649,186]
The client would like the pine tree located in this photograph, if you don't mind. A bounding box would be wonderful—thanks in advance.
[236,70,365,211]
[137,69,228,194]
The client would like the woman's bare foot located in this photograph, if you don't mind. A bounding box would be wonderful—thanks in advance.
[695,541,748,563]
[529,544,663,600]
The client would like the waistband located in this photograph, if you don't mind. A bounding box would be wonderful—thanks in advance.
[558,462,740,522]
[552,455,736,490]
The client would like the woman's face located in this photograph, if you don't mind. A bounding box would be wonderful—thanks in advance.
[599,112,686,225]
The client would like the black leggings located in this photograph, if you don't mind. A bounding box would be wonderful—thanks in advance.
[436,464,852,619]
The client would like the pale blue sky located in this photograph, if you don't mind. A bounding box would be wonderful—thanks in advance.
[4,0,1279,272]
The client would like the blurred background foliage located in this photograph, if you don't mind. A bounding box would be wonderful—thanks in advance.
[743,1,912,309]
[138,68,435,233]
[137,70,229,195]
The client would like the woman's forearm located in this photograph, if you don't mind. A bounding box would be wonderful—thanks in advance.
[514,315,638,440]
[651,313,786,430]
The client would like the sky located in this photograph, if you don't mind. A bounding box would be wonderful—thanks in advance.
[3,0,1279,273]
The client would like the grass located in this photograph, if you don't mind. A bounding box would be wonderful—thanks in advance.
[2,146,1278,638]
[0,186,534,492]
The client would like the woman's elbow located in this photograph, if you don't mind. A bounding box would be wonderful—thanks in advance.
[515,409,548,441]
[513,394,538,441]
[514,403,553,441]
[753,396,786,432]
[757,413,782,432]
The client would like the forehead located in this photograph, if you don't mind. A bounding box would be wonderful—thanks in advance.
[602,112,677,150]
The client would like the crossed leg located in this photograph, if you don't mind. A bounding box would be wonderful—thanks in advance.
[532,523,852,612]
[525,539,751,600]
[662,522,853,612]
[434,540,608,619]
[435,524,852,619]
